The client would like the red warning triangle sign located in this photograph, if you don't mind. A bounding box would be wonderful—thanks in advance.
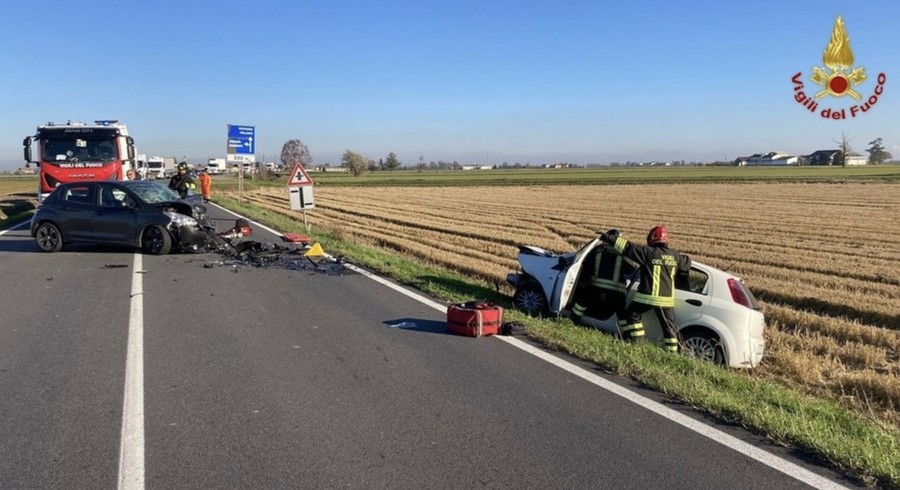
[287,163,314,187]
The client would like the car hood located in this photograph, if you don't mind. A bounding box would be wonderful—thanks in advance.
[151,200,210,225]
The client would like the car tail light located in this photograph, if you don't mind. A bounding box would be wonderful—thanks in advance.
[728,278,754,309]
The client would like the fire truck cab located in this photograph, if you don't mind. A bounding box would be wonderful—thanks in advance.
[23,120,136,202]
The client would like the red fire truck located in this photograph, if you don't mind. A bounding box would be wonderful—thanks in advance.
[23,120,136,202]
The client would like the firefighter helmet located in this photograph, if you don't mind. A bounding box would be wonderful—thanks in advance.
[605,229,620,241]
[647,226,668,246]
[177,161,189,171]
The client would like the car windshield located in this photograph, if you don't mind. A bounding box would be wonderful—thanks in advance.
[41,138,118,163]
[126,181,182,203]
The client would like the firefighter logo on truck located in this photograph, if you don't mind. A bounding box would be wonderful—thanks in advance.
[791,15,886,119]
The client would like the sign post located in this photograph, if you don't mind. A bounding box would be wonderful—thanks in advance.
[226,124,255,202]
[286,163,315,230]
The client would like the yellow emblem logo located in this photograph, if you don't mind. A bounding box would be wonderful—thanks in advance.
[810,16,865,99]
[791,15,886,119]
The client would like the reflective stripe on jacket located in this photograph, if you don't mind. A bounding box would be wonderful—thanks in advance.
[611,236,690,308]
[584,245,632,293]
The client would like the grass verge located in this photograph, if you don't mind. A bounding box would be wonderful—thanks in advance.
[226,197,900,487]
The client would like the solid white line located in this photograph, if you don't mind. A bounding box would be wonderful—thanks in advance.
[0,219,30,235]
[216,205,848,489]
[494,336,848,490]
[118,253,145,490]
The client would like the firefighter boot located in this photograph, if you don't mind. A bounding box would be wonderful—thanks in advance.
[621,322,645,342]
[571,303,587,325]
[663,337,679,353]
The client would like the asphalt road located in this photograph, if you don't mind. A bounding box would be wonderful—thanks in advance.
[0,204,862,489]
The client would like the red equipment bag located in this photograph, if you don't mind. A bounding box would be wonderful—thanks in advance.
[447,301,504,337]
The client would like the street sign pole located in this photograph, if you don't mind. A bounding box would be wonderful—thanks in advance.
[238,163,244,203]
[226,124,255,205]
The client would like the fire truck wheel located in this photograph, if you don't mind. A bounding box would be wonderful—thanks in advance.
[142,224,172,255]
[35,222,64,252]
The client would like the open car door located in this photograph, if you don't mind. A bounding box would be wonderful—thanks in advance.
[550,237,602,314]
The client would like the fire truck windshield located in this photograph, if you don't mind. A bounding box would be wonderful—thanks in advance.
[41,138,118,163]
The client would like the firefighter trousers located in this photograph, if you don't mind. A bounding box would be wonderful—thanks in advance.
[621,301,679,352]
[572,288,627,324]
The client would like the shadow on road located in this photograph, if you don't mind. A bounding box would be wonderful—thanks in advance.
[382,317,452,335]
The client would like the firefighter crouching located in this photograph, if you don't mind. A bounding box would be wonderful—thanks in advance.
[571,229,634,337]
[600,226,691,353]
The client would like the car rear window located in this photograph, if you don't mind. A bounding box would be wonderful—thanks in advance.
[677,268,708,295]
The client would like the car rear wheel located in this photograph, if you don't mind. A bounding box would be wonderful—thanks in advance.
[142,224,172,255]
[513,285,548,316]
[681,331,725,366]
[35,222,63,252]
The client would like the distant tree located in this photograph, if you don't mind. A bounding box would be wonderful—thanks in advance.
[384,152,402,172]
[280,139,312,167]
[367,160,379,172]
[833,133,853,167]
[866,138,892,165]
[341,150,368,176]
[415,162,427,172]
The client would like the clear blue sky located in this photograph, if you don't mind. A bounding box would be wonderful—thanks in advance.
[1,0,898,169]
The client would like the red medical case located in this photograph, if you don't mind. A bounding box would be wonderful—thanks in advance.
[447,301,504,337]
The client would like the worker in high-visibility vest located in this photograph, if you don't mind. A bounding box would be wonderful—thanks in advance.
[199,168,212,203]
[601,226,691,352]
[168,161,197,198]
[571,230,633,335]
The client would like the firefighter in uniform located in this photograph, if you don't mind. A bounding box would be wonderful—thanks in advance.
[601,226,691,352]
[168,161,197,198]
[571,230,634,336]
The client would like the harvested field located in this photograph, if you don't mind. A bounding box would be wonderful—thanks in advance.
[230,182,900,428]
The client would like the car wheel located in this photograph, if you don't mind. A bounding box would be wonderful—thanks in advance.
[142,224,172,255]
[35,222,63,252]
[681,331,725,366]
[513,285,547,316]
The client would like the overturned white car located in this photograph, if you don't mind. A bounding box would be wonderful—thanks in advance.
[506,237,765,368]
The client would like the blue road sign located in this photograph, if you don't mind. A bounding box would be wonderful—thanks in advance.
[226,124,255,154]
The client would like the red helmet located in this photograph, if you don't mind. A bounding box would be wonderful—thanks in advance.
[647,226,668,246]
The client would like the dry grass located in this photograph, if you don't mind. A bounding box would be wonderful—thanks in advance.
[228,182,900,429]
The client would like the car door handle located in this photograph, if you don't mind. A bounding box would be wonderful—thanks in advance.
[686,299,703,307]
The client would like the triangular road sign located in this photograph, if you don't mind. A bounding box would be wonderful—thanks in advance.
[287,163,314,187]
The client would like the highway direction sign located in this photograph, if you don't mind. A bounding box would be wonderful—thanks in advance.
[227,124,255,155]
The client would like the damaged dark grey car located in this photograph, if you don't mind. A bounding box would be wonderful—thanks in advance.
[31,180,219,255]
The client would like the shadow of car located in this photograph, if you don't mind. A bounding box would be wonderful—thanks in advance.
[30,180,214,255]
[506,237,765,368]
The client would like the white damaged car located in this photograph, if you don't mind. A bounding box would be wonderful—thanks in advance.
[506,237,765,368]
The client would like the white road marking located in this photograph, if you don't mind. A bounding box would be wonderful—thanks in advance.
[0,219,30,235]
[218,206,848,490]
[118,253,145,490]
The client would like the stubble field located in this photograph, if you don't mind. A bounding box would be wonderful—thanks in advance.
[234,181,900,429]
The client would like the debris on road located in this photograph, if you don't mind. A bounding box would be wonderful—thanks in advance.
[203,238,348,275]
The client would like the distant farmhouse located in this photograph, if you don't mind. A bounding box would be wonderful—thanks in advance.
[734,152,798,166]
[735,150,867,166]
